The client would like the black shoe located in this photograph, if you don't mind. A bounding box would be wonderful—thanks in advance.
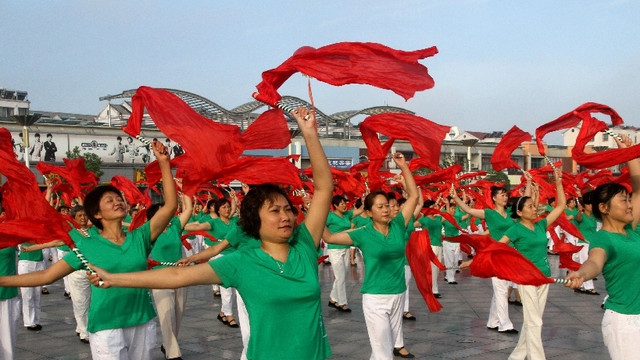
[487,326,498,331]
[434,293,441,299]
[499,329,519,334]
[161,345,166,356]
[337,305,352,313]
[227,318,239,328]
[27,325,42,331]
[448,281,458,285]
[41,288,49,295]
[393,347,415,358]
[328,300,339,309]
[403,312,416,320]
[168,358,183,360]
[64,291,71,299]
[80,338,90,344]
[585,289,600,295]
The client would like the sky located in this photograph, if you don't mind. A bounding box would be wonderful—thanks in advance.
[2,1,639,145]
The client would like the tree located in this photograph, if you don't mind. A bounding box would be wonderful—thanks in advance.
[66,146,104,178]
[485,170,510,189]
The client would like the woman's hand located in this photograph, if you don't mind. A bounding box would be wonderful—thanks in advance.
[88,264,112,288]
[459,259,473,269]
[152,140,170,163]
[290,107,317,134]
[564,271,584,290]
[391,152,407,168]
[176,255,198,266]
[20,245,35,252]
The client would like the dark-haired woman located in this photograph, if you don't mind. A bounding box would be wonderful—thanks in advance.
[85,107,334,360]
[467,168,564,360]
[185,195,240,327]
[0,140,176,359]
[452,183,530,334]
[323,153,419,360]
[326,194,362,312]
[573,191,598,295]
[565,136,640,360]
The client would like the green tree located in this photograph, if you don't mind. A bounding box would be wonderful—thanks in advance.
[66,146,104,178]
[485,170,510,189]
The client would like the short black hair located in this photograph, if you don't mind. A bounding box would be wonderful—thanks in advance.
[510,196,531,219]
[364,190,388,211]
[46,133,52,138]
[213,198,231,216]
[84,185,123,230]
[146,202,164,220]
[238,184,293,240]
[331,195,347,208]
[70,205,85,218]
[591,183,628,221]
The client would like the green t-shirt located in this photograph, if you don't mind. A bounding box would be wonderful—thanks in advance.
[456,207,470,230]
[590,225,640,314]
[504,218,551,277]
[351,214,371,228]
[202,216,238,251]
[576,212,597,244]
[0,246,18,300]
[62,221,156,333]
[211,223,331,360]
[60,227,89,252]
[18,243,43,262]
[565,208,579,227]
[326,210,353,250]
[417,215,443,246]
[225,226,261,250]
[443,211,462,238]
[348,213,408,294]
[150,216,183,269]
[484,208,515,242]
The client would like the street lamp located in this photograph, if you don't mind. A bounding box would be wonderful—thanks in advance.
[10,113,41,168]
[461,138,479,173]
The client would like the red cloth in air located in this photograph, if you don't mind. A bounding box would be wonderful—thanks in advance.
[406,230,444,312]
[491,126,531,171]
[253,42,438,106]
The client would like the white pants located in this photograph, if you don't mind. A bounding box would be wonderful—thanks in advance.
[362,293,404,360]
[402,265,412,313]
[184,235,204,257]
[602,309,640,360]
[152,288,187,359]
[487,277,514,331]
[328,248,350,305]
[203,243,220,293]
[213,254,236,316]
[0,296,20,360]
[577,243,594,291]
[237,293,250,360]
[17,260,43,326]
[443,241,460,282]
[89,320,157,360]
[431,245,443,294]
[57,249,70,293]
[68,269,92,339]
[509,284,549,360]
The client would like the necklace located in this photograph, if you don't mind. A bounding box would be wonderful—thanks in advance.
[274,259,284,274]
[78,228,90,238]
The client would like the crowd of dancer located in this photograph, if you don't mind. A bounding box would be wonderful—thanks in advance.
[1,102,640,360]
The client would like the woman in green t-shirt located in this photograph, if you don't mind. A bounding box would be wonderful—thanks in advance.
[452,183,532,334]
[485,168,565,360]
[565,136,640,360]
[323,152,419,360]
[84,107,334,360]
[0,140,177,360]
[326,194,360,312]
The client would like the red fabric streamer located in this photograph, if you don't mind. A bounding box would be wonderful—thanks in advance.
[406,230,443,312]
[547,231,583,271]
[448,234,553,286]
[253,42,438,106]
[572,116,640,169]
[535,102,622,156]
[36,158,99,200]
[0,128,72,247]
[412,164,463,186]
[121,87,291,196]
[111,175,151,207]
[127,209,148,232]
[491,126,532,171]
[360,113,450,171]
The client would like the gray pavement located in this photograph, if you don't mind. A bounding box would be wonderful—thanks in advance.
[15,255,610,359]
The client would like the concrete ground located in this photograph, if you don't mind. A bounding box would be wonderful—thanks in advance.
[14,254,609,359]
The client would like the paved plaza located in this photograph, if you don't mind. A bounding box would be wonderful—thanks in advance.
[15,255,609,359]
